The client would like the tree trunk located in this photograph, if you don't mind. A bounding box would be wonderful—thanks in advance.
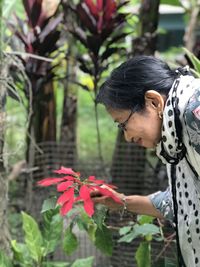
[60,52,77,168]
[183,3,200,57]
[34,81,57,143]
[111,0,160,195]
[0,61,11,256]
[25,80,57,215]
[133,0,160,56]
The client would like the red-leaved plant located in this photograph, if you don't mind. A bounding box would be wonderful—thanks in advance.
[38,166,122,217]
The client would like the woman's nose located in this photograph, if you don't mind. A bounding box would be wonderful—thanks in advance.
[124,130,132,143]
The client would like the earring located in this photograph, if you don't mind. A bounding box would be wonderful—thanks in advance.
[158,111,163,119]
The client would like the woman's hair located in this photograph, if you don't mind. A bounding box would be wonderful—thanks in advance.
[96,55,177,111]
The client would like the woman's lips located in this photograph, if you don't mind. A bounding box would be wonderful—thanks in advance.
[136,138,142,146]
[132,138,142,146]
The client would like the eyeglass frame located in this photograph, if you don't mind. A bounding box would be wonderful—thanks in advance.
[117,110,134,131]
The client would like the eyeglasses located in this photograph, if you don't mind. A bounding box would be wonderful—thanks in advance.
[117,110,134,131]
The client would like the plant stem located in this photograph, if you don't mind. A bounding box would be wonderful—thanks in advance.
[94,78,105,168]
[0,0,3,61]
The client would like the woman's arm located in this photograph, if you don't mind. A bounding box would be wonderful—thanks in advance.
[121,194,164,219]
[91,188,170,220]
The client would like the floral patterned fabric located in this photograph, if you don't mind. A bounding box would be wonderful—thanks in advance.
[149,187,174,221]
[185,88,200,154]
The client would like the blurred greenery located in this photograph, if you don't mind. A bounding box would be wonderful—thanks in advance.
[77,89,117,162]
[6,47,186,166]
[5,86,117,165]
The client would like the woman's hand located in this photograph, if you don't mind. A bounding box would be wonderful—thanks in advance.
[91,185,125,211]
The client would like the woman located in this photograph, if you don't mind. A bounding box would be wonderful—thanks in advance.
[92,56,200,267]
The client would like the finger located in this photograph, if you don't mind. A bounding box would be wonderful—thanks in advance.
[91,196,108,204]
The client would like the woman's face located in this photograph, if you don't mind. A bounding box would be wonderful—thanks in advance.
[108,90,166,148]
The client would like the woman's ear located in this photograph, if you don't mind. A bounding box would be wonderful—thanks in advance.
[145,90,165,112]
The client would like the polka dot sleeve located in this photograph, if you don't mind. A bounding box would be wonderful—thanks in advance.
[148,187,174,222]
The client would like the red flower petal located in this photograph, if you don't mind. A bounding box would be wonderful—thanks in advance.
[62,175,75,181]
[37,177,65,186]
[93,186,122,204]
[57,181,73,192]
[80,185,90,200]
[60,197,74,216]
[83,198,94,217]
[88,176,105,184]
[88,176,95,181]
[57,187,74,205]
[54,166,77,176]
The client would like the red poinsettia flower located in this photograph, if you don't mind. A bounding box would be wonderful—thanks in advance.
[37,166,122,217]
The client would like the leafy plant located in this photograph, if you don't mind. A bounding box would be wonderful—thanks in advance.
[38,166,122,217]
[62,0,132,162]
[37,165,122,257]
[183,47,200,77]
[118,215,162,267]
[11,210,64,266]
[9,0,63,144]
[0,209,95,267]
[63,0,131,88]
[0,250,12,267]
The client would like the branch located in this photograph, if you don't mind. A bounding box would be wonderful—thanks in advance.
[8,160,26,181]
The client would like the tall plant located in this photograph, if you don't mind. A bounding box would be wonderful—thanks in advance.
[8,0,63,213]
[10,0,62,153]
[62,0,131,163]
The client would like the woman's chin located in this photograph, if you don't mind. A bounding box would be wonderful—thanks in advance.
[144,141,157,149]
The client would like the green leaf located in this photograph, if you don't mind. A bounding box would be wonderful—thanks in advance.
[183,47,200,77]
[118,230,138,243]
[71,256,94,267]
[160,0,181,6]
[75,211,97,241]
[42,261,70,267]
[42,210,63,255]
[94,224,113,256]
[41,197,57,213]
[154,257,177,267]
[79,210,93,231]
[135,241,151,267]
[137,215,154,225]
[87,223,97,242]
[11,240,32,265]
[118,224,160,243]
[135,224,160,237]
[22,212,44,262]
[63,225,78,255]
[0,250,12,267]
[119,225,132,236]
[92,205,107,230]
[3,0,16,17]
[76,218,86,231]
